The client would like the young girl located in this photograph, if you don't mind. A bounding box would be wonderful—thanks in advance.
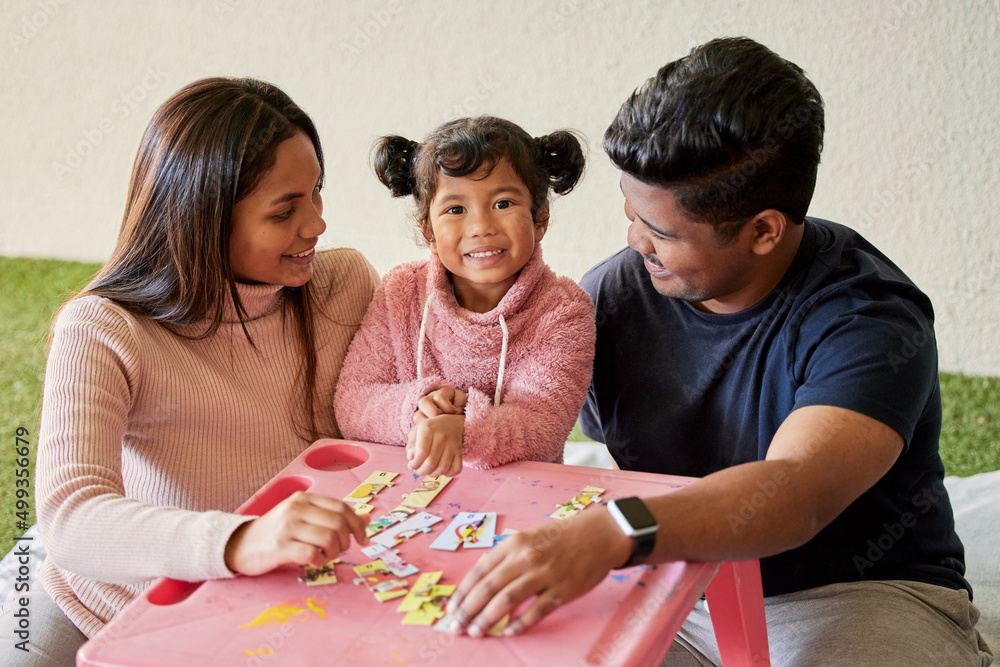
[0,78,374,664]
[333,116,596,477]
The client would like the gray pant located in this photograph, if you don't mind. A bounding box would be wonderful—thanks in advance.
[0,588,86,667]
[664,579,993,666]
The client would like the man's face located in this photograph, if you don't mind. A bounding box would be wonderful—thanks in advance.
[621,172,757,314]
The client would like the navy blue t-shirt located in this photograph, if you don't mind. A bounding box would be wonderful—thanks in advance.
[580,219,969,598]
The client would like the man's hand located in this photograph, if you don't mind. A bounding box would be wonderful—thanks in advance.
[224,491,369,576]
[445,507,632,636]
[413,386,468,425]
[407,413,465,477]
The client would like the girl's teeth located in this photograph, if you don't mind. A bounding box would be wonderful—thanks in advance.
[468,250,504,258]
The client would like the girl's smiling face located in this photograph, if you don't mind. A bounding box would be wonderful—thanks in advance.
[229,130,326,286]
[424,158,547,313]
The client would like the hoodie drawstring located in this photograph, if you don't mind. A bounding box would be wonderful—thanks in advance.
[415,293,509,407]
[416,293,434,381]
[494,314,508,406]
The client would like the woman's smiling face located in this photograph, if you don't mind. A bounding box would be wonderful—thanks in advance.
[229,130,326,286]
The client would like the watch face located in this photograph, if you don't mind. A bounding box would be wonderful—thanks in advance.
[613,497,657,531]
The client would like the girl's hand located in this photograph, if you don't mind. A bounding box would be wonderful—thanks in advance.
[413,387,468,425]
[407,414,465,477]
[224,491,369,577]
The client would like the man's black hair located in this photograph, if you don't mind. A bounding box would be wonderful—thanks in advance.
[604,37,825,241]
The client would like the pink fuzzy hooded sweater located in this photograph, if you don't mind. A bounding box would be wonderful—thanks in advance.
[333,246,595,468]
[35,248,378,638]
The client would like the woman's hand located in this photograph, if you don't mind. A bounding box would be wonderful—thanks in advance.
[224,491,369,576]
[407,413,465,477]
[413,386,468,424]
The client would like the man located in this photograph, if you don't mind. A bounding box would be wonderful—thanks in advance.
[446,37,992,665]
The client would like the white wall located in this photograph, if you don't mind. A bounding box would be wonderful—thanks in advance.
[2,0,998,374]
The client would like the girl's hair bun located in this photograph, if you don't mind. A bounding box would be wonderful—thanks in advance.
[372,135,419,197]
[536,130,586,195]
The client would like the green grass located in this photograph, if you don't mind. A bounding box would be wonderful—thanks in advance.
[2,257,998,547]
[939,373,1000,477]
[1,257,102,546]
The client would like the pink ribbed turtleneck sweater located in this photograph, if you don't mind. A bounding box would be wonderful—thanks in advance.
[36,248,377,638]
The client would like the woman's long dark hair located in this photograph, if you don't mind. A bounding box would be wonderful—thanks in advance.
[81,77,326,439]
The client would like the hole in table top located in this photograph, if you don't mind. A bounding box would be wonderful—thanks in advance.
[304,442,370,471]
[146,578,202,606]
[239,475,313,516]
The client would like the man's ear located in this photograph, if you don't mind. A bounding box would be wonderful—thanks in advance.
[534,205,550,242]
[748,209,789,256]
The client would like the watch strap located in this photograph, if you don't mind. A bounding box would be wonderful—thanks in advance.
[622,527,656,568]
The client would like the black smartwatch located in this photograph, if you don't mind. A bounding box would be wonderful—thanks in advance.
[607,497,658,568]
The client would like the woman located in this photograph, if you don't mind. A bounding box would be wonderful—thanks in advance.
[0,78,376,665]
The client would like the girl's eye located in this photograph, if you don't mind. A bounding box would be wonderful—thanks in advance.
[445,205,465,215]
[494,200,512,210]
[274,206,295,221]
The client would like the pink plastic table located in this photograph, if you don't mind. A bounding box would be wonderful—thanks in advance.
[78,439,769,666]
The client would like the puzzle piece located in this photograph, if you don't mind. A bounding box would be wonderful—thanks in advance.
[373,584,410,602]
[487,614,510,636]
[365,505,415,537]
[361,543,391,559]
[344,471,399,503]
[353,559,392,578]
[352,558,416,602]
[371,512,442,548]
[548,486,605,520]
[430,512,497,551]
[298,558,341,586]
[400,585,455,625]
[358,544,420,578]
[352,503,375,516]
[400,475,452,508]
[396,572,443,612]
[379,550,420,578]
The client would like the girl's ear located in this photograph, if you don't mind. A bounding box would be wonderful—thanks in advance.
[419,219,437,252]
[534,205,550,242]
